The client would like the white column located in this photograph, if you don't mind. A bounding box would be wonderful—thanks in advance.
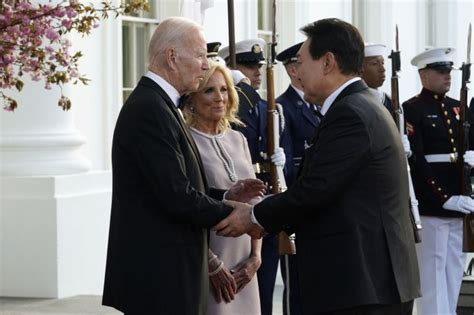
[0,13,114,298]
[0,80,91,176]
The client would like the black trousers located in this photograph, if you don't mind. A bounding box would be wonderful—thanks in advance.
[318,300,414,315]
[280,254,303,315]
[257,234,279,315]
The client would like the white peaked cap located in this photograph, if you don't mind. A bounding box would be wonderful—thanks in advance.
[364,43,387,57]
[411,47,455,70]
[218,38,266,64]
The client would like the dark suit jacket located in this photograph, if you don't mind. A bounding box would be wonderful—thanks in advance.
[254,80,420,314]
[102,76,232,314]
[277,85,320,186]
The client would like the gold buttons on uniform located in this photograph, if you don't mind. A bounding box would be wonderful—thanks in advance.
[450,139,455,143]
[449,129,453,134]
[453,147,457,152]
[447,119,451,124]
[444,195,448,198]
[441,103,445,108]
[432,123,436,127]
[438,188,442,191]
[431,180,435,185]
[444,111,448,115]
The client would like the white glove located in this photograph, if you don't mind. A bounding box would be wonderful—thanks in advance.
[271,147,286,167]
[443,195,474,214]
[230,70,251,86]
[401,134,412,158]
[464,150,474,167]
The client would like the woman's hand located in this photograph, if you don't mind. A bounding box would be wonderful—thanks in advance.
[209,266,237,303]
[225,179,266,203]
[231,254,262,293]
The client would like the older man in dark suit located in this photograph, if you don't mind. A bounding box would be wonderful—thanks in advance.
[102,17,265,315]
[215,18,420,315]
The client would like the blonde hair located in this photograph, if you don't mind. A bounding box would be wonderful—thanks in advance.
[183,61,242,132]
[148,17,203,68]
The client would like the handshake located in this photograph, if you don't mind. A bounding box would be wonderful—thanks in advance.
[213,178,268,239]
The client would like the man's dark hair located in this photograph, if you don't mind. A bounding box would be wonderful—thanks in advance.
[301,18,364,75]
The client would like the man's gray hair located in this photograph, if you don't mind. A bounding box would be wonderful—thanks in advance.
[148,17,203,67]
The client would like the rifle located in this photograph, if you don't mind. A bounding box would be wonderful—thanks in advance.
[266,0,295,255]
[388,25,422,243]
[461,24,474,252]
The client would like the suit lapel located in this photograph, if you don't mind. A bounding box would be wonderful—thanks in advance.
[309,79,368,145]
[332,79,368,108]
[139,77,209,189]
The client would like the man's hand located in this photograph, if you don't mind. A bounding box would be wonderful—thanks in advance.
[225,179,266,203]
[464,151,474,167]
[401,134,412,158]
[271,147,286,167]
[213,200,265,238]
[443,195,474,214]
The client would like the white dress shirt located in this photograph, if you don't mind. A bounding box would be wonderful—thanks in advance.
[144,70,181,107]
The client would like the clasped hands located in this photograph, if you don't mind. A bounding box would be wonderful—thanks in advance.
[208,252,261,304]
[217,179,268,239]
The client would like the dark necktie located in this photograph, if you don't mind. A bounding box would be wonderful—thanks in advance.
[313,104,324,120]
[178,95,188,110]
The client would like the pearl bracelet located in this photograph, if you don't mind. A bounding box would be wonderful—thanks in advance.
[208,261,224,276]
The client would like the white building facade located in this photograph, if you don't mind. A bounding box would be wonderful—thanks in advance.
[1,0,473,298]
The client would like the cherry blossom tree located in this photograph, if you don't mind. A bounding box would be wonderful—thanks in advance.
[0,0,149,111]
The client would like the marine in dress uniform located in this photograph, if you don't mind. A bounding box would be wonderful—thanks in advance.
[362,43,392,111]
[403,47,474,315]
[275,42,318,315]
[219,39,290,315]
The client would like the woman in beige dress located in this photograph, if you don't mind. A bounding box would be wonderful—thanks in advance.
[183,61,262,315]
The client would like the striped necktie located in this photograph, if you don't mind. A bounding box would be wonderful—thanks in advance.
[312,104,324,120]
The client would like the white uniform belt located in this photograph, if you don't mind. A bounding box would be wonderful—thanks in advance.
[425,153,458,163]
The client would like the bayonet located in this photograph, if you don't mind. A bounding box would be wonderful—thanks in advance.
[396,25,399,52]
[467,23,471,64]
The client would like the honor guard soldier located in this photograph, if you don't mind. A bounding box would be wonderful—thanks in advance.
[362,42,412,156]
[219,38,289,315]
[206,41,225,64]
[275,42,317,315]
[403,47,474,315]
[276,42,320,187]
[361,43,392,111]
